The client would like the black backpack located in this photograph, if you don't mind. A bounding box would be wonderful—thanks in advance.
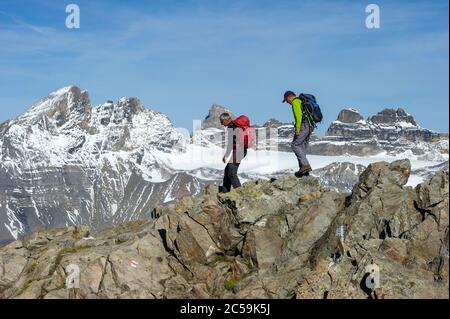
[298,93,323,125]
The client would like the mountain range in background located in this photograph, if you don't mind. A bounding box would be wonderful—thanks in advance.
[0,86,448,246]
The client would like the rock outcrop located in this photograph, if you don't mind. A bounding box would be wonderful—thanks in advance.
[201,104,235,130]
[369,108,417,126]
[0,159,448,299]
[311,108,448,159]
[336,108,364,124]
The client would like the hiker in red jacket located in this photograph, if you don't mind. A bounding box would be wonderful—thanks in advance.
[219,113,254,193]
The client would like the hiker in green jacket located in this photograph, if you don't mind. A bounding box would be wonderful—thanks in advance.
[282,90,313,177]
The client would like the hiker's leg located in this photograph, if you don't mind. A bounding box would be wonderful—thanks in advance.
[298,123,311,167]
[305,126,312,151]
[291,136,303,168]
[292,124,311,167]
[227,163,241,189]
[222,163,232,192]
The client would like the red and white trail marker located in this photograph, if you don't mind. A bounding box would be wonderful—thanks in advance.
[128,258,139,268]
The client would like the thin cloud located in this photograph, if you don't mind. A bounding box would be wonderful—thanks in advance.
[0,10,47,34]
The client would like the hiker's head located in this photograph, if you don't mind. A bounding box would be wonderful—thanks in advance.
[282,91,296,104]
[219,113,233,126]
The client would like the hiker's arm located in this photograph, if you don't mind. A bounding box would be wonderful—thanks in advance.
[292,99,303,134]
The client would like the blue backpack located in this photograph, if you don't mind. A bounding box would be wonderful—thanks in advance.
[299,93,323,125]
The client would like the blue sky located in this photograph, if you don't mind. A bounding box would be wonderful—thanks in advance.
[0,0,448,136]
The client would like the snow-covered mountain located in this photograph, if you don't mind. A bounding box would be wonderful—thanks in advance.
[410,161,449,182]
[311,162,367,193]
[310,108,448,160]
[0,86,448,246]
[0,86,195,245]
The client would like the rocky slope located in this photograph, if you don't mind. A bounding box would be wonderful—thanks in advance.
[0,159,448,299]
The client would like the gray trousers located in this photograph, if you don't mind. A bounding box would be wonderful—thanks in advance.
[291,122,312,168]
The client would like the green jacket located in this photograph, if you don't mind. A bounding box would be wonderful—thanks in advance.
[291,98,303,132]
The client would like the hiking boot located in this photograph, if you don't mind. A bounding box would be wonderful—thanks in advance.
[218,185,229,194]
[295,170,310,178]
[295,165,312,178]
[299,165,312,174]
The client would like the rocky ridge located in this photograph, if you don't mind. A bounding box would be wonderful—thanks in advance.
[0,159,448,299]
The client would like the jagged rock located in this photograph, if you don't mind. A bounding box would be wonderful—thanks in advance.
[369,108,417,126]
[352,159,411,199]
[415,171,449,214]
[337,108,364,123]
[0,241,28,292]
[308,161,449,299]
[219,176,322,224]
[344,160,419,242]
[201,104,235,129]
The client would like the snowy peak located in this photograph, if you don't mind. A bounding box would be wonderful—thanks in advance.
[0,86,191,244]
[317,107,448,159]
[325,107,442,142]
[369,108,417,127]
[0,86,186,168]
[19,85,92,130]
[312,161,367,192]
[93,97,146,126]
[116,97,146,118]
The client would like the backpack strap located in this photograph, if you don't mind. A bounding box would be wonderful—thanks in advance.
[297,96,316,129]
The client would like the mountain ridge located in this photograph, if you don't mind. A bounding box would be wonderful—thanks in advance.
[0,159,448,299]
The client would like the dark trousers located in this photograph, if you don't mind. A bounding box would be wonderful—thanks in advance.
[222,163,241,193]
